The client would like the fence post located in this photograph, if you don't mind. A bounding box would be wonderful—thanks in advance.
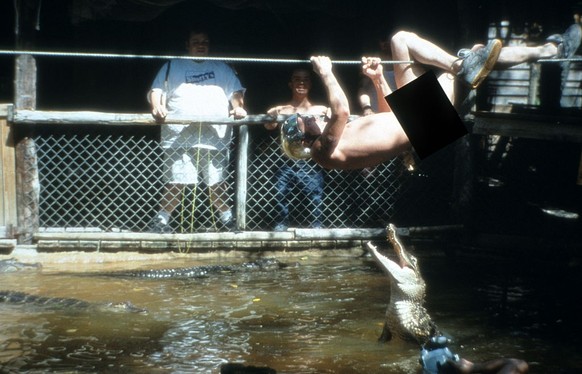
[15,137,39,244]
[528,63,541,106]
[14,55,40,244]
[235,125,249,230]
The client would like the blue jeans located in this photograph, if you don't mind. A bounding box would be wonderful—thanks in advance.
[274,160,324,228]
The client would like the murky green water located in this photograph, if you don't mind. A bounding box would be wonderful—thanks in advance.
[0,251,581,373]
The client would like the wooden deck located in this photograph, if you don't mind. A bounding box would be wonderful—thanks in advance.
[473,110,582,143]
[32,228,384,253]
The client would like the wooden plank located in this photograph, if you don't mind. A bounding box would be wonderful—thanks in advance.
[488,82,532,87]
[473,112,582,143]
[0,105,17,237]
[11,110,271,125]
[0,118,5,227]
[488,67,531,80]
[34,239,368,253]
[33,228,385,242]
[33,225,464,242]
[562,68,582,108]
[295,228,385,239]
[10,110,362,126]
[487,62,533,107]
[0,239,17,250]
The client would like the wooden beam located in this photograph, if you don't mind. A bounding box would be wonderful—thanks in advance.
[473,112,582,143]
[33,228,386,242]
[10,110,362,126]
[10,110,278,126]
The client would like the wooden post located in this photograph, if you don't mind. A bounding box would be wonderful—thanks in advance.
[14,57,41,244]
[14,0,41,244]
[15,137,39,244]
[235,125,250,229]
[528,63,541,106]
[14,56,37,110]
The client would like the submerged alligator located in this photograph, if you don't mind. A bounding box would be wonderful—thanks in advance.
[0,258,42,272]
[80,258,292,279]
[367,224,438,345]
[0,290,147,314]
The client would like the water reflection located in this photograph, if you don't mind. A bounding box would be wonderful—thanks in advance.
[0,254,580,373]
[0,302,169,372]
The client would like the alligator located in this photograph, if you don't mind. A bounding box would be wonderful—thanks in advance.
[81,258,293,279]
[0,290,147,314]
[0,258,42,272]
[367,223,438,345]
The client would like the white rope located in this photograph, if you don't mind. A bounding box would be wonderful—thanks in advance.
[0,49,413,65]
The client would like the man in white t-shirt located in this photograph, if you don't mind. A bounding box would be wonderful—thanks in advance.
[148,28,246,233]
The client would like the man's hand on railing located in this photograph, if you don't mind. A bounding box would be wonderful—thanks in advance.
[230,107,247,119]
[151,104,168,123]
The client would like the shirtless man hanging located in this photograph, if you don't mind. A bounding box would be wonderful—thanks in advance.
[280,28,575,170]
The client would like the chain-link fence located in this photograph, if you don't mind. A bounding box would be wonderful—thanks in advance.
[18,122,461,234]
[246,128,458,231]
[9,61,579,237]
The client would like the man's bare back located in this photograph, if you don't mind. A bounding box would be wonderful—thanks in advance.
[308,56,410,170]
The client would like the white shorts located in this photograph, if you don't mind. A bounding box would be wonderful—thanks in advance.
[163,148,230,186]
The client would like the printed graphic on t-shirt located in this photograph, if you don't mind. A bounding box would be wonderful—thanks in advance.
[185,70,216,84]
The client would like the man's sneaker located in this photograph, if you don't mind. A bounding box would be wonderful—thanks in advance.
[221,217,239,232]
[456,39,502,89]
[148,212,172,234]
[547,23,582,59]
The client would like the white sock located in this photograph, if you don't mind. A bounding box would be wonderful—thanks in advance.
[157,211,170,225]
[220,210,232,223]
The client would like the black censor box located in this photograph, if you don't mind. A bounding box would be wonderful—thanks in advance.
[386,71,468,160]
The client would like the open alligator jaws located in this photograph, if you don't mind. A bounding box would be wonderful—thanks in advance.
[0,258,41,272]
[0,290,147,314]
[85,258,292,279]
[367,224,438,345]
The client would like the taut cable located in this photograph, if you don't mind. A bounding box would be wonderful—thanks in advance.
[0,49,413,65]
[538,57,582,62]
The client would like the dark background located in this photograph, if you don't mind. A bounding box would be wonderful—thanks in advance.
[0,0,579,114]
